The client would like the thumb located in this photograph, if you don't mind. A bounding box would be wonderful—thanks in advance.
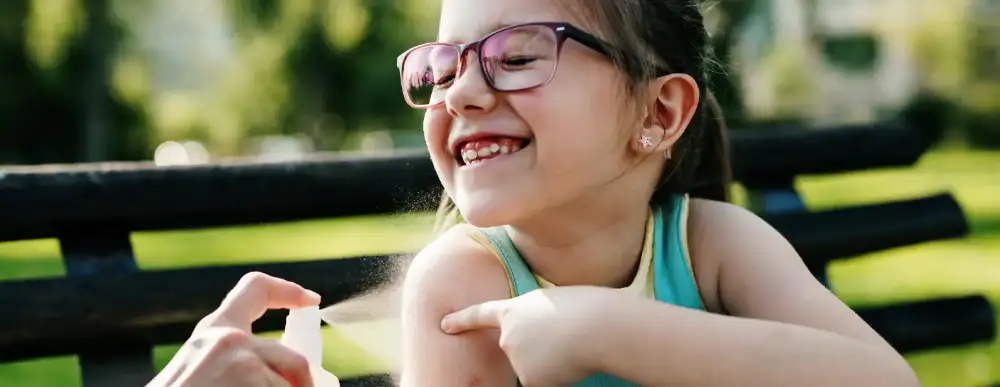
[441,300,506,334]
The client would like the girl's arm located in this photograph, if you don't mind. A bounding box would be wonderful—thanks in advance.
[398,224,517,387]
[587,200,919,387]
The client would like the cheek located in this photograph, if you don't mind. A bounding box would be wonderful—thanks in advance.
[422,109,450,154]
[422,108,457,186]
[511,80,628,170]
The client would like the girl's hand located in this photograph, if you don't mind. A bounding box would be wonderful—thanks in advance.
[440,286,616,387]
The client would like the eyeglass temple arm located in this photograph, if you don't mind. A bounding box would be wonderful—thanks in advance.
[560,24,614,56]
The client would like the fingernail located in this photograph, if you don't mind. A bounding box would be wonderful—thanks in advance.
[306,289,321,303]
[440,315,454,333]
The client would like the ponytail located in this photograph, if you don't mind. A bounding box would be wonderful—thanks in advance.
[687,91,732,202]
[432,191,462,235]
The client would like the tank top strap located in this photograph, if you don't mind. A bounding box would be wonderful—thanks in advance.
[478,226,540,297]
[652,194,705,310]
[479,226,637,387]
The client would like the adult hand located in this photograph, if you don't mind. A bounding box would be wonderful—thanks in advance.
[440,286,616,387]
[147,272,322,387]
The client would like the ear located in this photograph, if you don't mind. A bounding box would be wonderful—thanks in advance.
[631,73,700,156]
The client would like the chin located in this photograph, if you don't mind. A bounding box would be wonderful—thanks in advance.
[453,191,528,228]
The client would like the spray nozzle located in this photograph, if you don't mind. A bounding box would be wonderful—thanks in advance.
[281,305,341,387]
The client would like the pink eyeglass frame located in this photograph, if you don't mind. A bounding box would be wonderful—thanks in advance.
[396,22,619,109]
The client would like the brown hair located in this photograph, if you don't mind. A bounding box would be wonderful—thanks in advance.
[433,0,732,233]
[570,0,731,204]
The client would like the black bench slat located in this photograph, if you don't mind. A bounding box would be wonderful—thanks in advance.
[0,151,441,243]
[0,257,990,361]
[0,122,931,242]
[730,119,932,188]
[57,224,155,385]
[856,295,995,353]
[0,194,968,362]
[763,193,968,268]
[0,257,393,362]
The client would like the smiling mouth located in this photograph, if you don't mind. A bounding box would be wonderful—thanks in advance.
[455,137,531,166]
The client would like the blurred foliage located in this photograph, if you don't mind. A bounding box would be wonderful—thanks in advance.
[0,0,997,160]
[819,34,879,72]
[0,0,442,164]
[120,0,441,155]
[961,0,1000,147]
[0,0,149,164]
[758,42,818,118]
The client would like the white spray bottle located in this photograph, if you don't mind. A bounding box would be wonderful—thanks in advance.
[280,305,341,387]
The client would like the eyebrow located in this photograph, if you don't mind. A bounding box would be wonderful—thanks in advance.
[438,21,518,44]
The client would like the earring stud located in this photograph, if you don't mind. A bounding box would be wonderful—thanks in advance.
[639,136,653,148]
[665,148,672,160]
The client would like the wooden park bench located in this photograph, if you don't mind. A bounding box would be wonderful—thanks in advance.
[0,117,991,387]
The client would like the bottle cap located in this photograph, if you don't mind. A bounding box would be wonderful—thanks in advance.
[281,306,322,365]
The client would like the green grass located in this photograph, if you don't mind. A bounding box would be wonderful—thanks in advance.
[1,147,999,387]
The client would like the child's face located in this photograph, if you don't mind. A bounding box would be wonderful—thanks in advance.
[423,0,635,227]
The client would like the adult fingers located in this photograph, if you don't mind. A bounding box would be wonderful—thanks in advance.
[250,337,315,387]
[260,367,294,387]
[206,344,294,387]
[211,272,322,332]
[440,300,506,334]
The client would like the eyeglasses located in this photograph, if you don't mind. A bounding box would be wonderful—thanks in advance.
[396,22,616,109]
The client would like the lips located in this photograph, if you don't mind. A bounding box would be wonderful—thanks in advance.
[452,136,531,166]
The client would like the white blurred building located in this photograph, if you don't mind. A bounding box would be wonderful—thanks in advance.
[134,0,235,94]
[735,0,958,125]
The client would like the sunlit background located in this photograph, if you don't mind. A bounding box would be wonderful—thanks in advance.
[0,0,999,386]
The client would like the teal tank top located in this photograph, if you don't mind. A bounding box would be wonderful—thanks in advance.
[477,194,704,387]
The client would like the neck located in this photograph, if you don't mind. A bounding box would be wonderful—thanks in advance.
[506,187,651,288]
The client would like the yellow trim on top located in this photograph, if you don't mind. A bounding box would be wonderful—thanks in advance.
[534,209,656,299]
[467,230,517,298]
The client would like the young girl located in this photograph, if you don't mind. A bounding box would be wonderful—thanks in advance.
[396,0,918,386]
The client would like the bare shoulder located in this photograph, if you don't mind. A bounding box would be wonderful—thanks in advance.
[686,197,804,313]
[685,198,782,313]
[399,223,515,387]
[403,223,512,311]
[688,196,777,230]
[686,197,787,255]
[686,198,893,349]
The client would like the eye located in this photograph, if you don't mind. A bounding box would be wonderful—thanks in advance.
[434,72,456,88]
[503,56,537,67]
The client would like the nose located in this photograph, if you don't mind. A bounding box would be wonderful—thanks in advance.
[444,53,499,118]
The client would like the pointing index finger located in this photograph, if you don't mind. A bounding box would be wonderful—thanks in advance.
[211,272,322,332]
[441,300,506,334]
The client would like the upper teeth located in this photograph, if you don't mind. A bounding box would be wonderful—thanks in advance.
[462,143,521,164]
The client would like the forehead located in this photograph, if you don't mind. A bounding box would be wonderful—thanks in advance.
[437,0,578,43]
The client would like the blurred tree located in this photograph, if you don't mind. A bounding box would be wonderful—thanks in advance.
[282,0,430,150]
[161,0,435,154]
[0,0,148,164]
[963,0,1000,147]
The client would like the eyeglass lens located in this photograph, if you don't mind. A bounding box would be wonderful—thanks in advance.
[400,25,560,107]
